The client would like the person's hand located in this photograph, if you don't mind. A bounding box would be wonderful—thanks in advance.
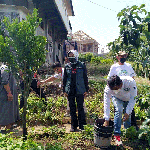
[7,93,13,101]
[103,120,109,127]
[123,113,129,121]
[64,92,68,97]
[83,92,88,97]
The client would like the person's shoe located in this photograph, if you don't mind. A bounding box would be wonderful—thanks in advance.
[70,127,77,132]
[79,128,84,132]
[114,135,123,146]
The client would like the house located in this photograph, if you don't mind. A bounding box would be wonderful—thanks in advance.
[0,0,74,65]
[70,30,99,54]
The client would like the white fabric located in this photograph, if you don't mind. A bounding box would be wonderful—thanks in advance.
[53,68,64,87]
[0,64,8,74]
[104,76,137,120]
[107,62,136,78]
[68,50,79,61]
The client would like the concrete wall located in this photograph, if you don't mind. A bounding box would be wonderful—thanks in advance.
[55,0,71,33]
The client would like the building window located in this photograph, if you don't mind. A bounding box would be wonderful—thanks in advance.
[83,45,86,52]
[88,44,92,51]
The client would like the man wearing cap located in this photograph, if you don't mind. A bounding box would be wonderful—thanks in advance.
[107,51,138,131]
[108,51,135,77]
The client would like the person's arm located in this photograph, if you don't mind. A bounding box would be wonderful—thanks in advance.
[37,75,57,88]
[129,64,136,78]
[104,85,112,119]
[41,76,56,84]
[4,83,11,93]
[126,80,137,116]
[1,68,13,101]
[4,83,13,101]
[103,85,112,126]
[63,67,67,93]
[107,65,116,79]
[83,63,89,92]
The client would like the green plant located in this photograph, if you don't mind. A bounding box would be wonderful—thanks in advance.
[134,104,147,121]
[122,126,138,140]
[0,132,48,149]
[0,8,47,140]
[81,124,94,140]
[22,94,67,125]
[87,63,111,77]
[138,119,150,146]
[108,4,150,78]
[78,52,94,62]
[43,125,66,140]
[45,142,64,150]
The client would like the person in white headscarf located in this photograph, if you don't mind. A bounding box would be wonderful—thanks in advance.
[64,50,87,116]
[63,50,89,132]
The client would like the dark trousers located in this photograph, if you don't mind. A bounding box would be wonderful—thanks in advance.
[68,94,86,129]
[131,109,137,126]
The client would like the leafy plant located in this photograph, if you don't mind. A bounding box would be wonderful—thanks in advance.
[81,124,94,140]
[42,125,66,140]
[78,52,94,62]
[87,63,112,77]
[122,126,138,140]
[0,8,47,140]
[138,119,150,146]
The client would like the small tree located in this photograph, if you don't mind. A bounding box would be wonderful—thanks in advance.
[108,4,150,78]
[0,9,47,140]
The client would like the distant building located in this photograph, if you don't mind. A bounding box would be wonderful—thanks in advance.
[0,0,74,65]
[98,45,110,55]
[70,30,99,54]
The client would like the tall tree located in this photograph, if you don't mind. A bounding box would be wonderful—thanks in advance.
[108,4,150,78]
[0,9,47,140]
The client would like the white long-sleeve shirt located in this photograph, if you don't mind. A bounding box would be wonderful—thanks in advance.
[104,76,137,120]
[53,68,64,87]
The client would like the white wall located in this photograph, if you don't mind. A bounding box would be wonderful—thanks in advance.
[55,0,71,33]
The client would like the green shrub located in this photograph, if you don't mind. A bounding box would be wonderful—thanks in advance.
[81,124,94,140]
[88,79,107,94]
[100,58,113,64]
[0,133,55,149]
[78,52,94,62]
[87,63,111,77]
[19,93,67,125]
[138,119,150,146]
[90,56,102,64]
[122,126,138,140]
[135,84,150,120]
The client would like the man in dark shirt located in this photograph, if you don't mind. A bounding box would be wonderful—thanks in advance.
[63,50,89,132]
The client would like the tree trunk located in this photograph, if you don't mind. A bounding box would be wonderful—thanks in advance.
[23,89,28,141]
[22,76,31,141]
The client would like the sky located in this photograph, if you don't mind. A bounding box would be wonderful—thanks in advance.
[69,0,150,53]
